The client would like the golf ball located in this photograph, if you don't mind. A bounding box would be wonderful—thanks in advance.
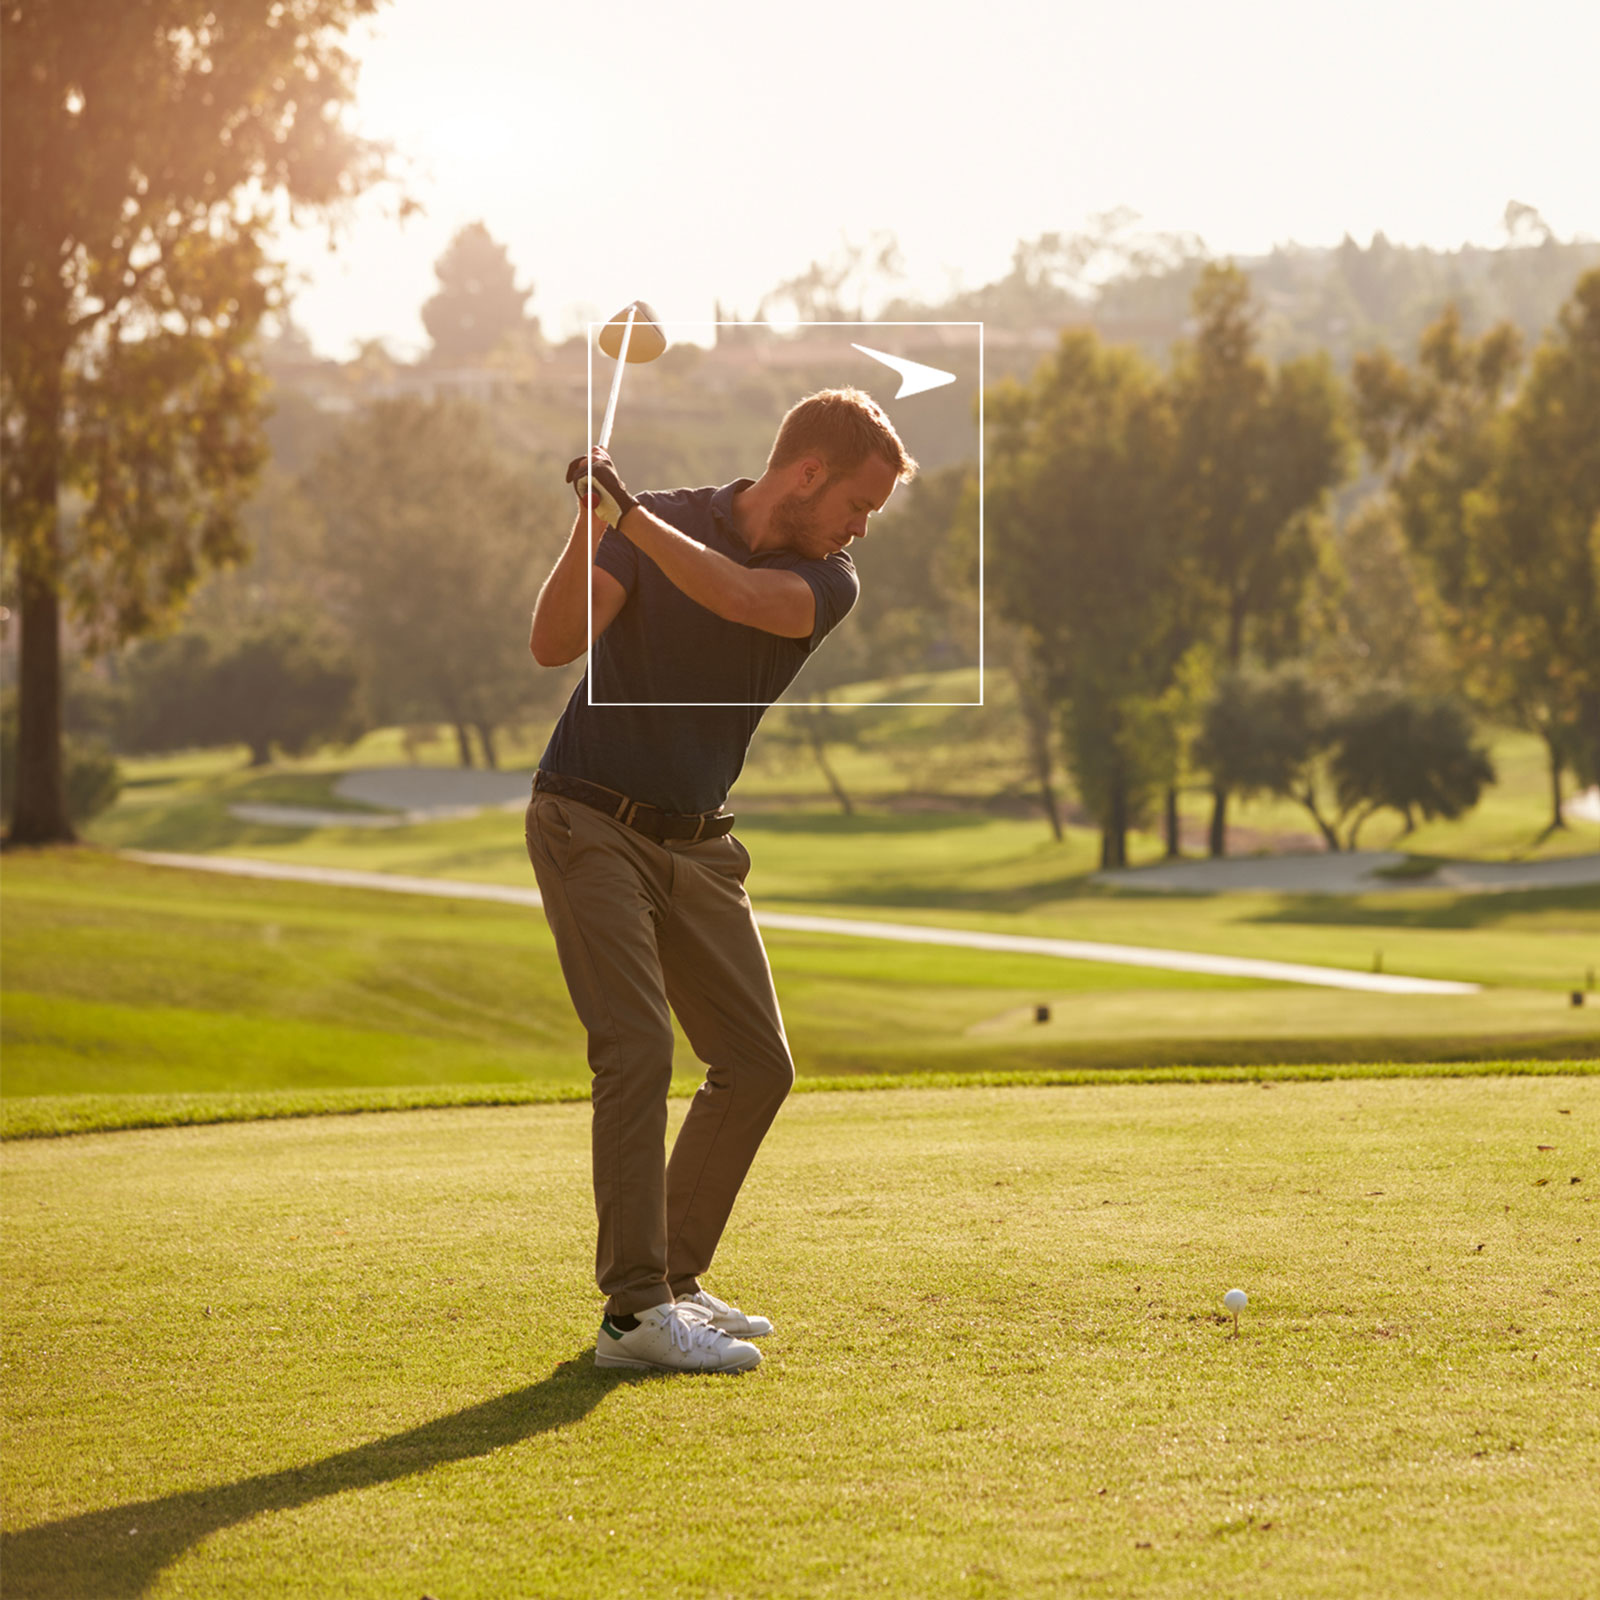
[1223,1288,1249,1312]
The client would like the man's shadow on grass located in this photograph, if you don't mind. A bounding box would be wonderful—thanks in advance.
[3,1343,648,1600]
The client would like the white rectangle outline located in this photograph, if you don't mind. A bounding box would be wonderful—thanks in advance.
[584,320,984,709]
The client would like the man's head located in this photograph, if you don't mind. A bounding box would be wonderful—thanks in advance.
[763,388,918,559]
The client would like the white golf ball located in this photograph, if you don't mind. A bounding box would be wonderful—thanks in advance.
[1223,1288,1249,1313]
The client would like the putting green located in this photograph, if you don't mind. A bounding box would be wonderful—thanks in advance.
[3,1077,1596,1597]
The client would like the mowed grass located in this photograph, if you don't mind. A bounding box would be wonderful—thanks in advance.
[85,755,1600,994]
[2,1078,1597,1599]
[3,853,1597,1139]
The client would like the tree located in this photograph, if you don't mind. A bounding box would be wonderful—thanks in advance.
[0,696,120,827]
[1319,497,1451,694]
[115,621,360,766]
[1196,670,1493,851]
[1195,667,1341,850]
[1330,692,1495,847]
[2,0,387,844]
[1169,264,1351,856]
[988,330,1186,868]
[1466,270,1600,808]
[1353,286,1599,829]
[420,223,534,366]
[304,397,567,768]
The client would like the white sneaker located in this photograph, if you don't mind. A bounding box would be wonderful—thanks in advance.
[595,1302,761,1374]
[678,1287,774,1339]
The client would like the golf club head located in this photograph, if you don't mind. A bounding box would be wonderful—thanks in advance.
[598,301,668,363]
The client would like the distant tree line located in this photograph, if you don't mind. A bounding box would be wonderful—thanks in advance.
[4,0,1595,854]
[983,264,1599,865]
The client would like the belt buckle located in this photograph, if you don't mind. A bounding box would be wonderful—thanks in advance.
[689,815,708,844]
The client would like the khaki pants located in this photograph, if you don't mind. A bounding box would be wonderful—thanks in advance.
[525,794,794,1317]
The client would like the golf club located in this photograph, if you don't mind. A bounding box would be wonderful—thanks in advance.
[576,299,667,524]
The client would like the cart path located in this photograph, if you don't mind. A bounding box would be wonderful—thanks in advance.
[123,851,1479,996]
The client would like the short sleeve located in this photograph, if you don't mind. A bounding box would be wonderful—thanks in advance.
[594,525,639,595]
[795,552,860,652]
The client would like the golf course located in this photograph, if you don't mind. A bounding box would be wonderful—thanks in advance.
[3,724,1598,1597]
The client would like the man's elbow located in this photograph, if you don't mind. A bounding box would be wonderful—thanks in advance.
[529,628,577,669]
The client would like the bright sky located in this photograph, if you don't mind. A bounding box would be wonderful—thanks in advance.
[278,0,1600,359]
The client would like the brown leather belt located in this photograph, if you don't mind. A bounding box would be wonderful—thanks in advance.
[534,770,735,843]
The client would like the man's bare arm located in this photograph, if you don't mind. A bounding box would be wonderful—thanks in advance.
[616,504,815,639]
[529,507,629,667]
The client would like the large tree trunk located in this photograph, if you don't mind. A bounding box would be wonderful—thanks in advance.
[1207,783,1228,858]
[6,348,73,846]
[475,721,499,771]
[453,721,475,768]
[1164,785,1181,858]
[9,569,75,844]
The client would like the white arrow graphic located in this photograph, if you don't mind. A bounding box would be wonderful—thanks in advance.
[850,344,957,399]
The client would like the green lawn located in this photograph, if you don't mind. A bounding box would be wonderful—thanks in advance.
[3,1078,1596,1598]
[3,853,1596,1140]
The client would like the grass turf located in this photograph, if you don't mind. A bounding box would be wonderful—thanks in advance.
[4,853,1596,1140]
[2,1077,1596,1598]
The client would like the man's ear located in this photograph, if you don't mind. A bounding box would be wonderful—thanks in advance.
[794,455,827,492]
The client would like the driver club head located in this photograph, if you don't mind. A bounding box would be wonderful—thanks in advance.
[598,301,668,363]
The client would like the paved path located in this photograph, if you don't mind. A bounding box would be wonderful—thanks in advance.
[123,851,1479,997]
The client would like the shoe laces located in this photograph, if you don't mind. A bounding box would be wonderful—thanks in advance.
[663,1303,729,1354]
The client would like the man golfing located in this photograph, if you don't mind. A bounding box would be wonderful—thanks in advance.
[527,347,916,1373]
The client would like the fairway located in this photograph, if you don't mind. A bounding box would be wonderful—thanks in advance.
[4,851,1597,1142]
[3,1078,1596,1598]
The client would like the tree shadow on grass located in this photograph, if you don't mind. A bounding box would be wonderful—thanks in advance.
[2,1342,649,1599]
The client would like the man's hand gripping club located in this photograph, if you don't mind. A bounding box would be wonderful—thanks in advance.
[567,446,638,530]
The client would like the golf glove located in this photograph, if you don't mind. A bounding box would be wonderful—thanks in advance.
[566,447,638,528]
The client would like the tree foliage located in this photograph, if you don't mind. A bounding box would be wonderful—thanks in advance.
[115,621,361,767]
[303,397,568,768]
[1330,692,1495,847]
[1195,667,1340,850]
[1,0,388,842]
[988,330,1185,867]
[1170,263,1350,853]
[1355,276,1600,823]
[1196,669,1492,851]
[1466,269,1600,791]
[421,222,534,366]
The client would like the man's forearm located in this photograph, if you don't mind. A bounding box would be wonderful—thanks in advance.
[616,506,751,618]
[530,511,603,666]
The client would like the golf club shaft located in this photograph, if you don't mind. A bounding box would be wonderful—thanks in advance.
[597,304,637,450]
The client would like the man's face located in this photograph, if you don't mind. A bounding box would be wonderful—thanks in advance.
[771,455,900,559]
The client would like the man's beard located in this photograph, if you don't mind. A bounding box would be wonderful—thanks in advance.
[770,482,830,550]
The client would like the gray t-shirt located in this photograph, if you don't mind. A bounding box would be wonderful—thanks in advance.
[538,479,858,814]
